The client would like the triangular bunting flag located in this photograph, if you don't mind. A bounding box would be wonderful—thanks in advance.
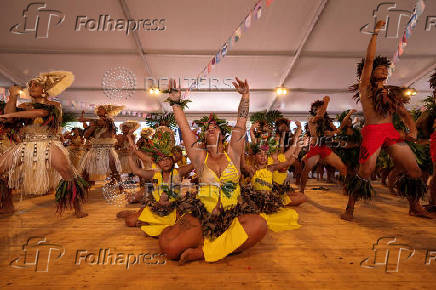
[245,13,252,29]
[222,43,228,57]
[234,26,242,42]
[255,3,262,19]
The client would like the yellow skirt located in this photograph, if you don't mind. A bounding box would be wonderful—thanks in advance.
[283,194,292,206]
[138,207,176,237]
[203,217,248,262]
[260,208,300,232]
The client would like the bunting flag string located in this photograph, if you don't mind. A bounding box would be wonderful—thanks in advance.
[390,0,426,73]
[182,0,273,98]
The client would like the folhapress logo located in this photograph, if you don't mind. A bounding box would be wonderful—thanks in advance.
[10,2,65,39]
[360,2,411,38]
[9,237,65,272]
[10,2,167,39]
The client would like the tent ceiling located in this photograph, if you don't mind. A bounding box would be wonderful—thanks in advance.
[0,0,435,120]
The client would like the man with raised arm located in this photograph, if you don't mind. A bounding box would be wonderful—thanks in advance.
[341,20,432,221]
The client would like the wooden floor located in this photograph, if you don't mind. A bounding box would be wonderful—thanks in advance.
[1,179,436,289]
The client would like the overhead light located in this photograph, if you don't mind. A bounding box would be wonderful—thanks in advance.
[276,87,288,96]
[148,88,161,95]
[404,88,417,96]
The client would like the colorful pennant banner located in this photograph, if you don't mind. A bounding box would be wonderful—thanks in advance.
[391,0,426,72]
[183,0,273,97]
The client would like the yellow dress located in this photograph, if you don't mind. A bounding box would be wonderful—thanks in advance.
[176,156,187,168]
[138,169,179,237]
[268,153,292,205]
[198,152,248,262]
[251,168,300,232]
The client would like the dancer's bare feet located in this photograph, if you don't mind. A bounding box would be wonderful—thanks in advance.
[179,247,204,265]
[74,210,88,218]
[409,201,435,219]
[0,206,15,215]
[116,210,136,218]
[287,192,308,206]
[340,211,354,221]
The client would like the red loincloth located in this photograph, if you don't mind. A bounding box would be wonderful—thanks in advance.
[431,131,436,163]
[359,122,402,164]
[304,145,332,160]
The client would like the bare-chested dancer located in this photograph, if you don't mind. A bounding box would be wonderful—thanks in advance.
[300,96,347,193]
[341,20,432,221]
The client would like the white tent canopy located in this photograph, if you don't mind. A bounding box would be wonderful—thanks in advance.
[1,0,435,121]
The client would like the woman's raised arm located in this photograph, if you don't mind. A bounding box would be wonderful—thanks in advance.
[167,79,205,168]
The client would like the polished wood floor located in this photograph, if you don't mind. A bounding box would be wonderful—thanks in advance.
[1,179,436,289]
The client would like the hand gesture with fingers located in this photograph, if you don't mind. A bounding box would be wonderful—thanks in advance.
[8,86,21,97]
[295,121,301,128]
[374,20,386,34]
[232,77,249,95]
[168,78,181,102]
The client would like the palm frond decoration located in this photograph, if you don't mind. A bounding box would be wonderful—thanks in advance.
[416,95,436,139]
[430,69,436,90]
[392,112,407,133]
[145,112,177,129]
[194,113,232,143]
[410,107,422,121]
[61,111,77,128]
[141,130,174,162]
[250,110,283,126]
[336,110,350,123]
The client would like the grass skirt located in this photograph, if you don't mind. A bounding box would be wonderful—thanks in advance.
[80,138,121,176]
[3,134,70,195]
[68,146,86,170]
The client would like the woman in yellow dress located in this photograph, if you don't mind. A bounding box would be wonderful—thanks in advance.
[159,77,267,265]
[117,130,193,237]
[268,121,308,206]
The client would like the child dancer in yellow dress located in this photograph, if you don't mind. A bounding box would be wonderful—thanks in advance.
[241,137,302,232]
[117,129,193,237]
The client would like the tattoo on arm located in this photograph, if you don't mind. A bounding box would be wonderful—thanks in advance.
[238,97,249,118]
